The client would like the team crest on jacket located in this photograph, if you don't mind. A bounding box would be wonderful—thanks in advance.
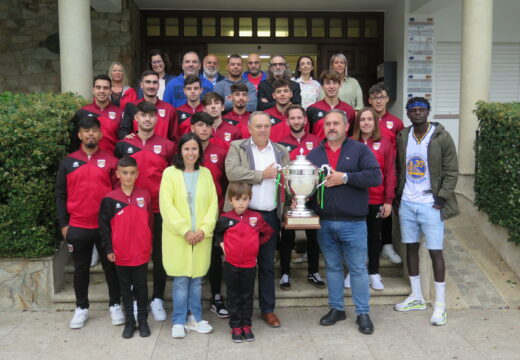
[306,142,314,150]
[249,217,258,227]
[224,132,231,142]
[386,121,394,129]
[153,145,162,154]
[97,159,106,168]
[136,197,145,208]
[158,109,166,118]
[373,142,381,150]
[210,154,218,163]
[108,111,116,120]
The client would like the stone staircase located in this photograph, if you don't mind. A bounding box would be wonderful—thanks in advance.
[52,251,410,310]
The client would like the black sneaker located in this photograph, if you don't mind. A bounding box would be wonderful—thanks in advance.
[231,327,243,343]
[279,274,291,290]
[138,320,151,337]
[307,273,326,289]
[122,321,136,339]
[242,326,255,342]
[210,297,230,318]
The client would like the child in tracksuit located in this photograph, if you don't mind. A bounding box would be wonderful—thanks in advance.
[99,156,153,339]
[214,182,274,342]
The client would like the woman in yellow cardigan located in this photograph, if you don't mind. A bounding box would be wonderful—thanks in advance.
[159,133,218,339]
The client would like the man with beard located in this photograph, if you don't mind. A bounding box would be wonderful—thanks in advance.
[223,83,251,138]
[115,101,175,322]
[263,79,295,142]
[203,92,242,147]
[257,55,301,110]
[176,75,205,136]
[242,53,267,91]
[306,110,381,335]
[56,116,122,329]
[163,51,213,108]
[214,54,257,113]
[277,104,324,290]
[200,54,225,86]
[118,70,178,145]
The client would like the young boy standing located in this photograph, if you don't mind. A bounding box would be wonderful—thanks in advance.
[99,156,153,338]
[214,182,274,343]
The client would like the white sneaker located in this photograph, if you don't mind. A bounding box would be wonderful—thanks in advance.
[186,314,197,328]
[394,294,427,312]
[150,298,167,321]
[172,324,186,338]
[344,274,351,289]
[430,303,447,326]
[90,246,100,267]
[69,307,89,329]
[382,244,402,264]
[291,250,304,264]
[369,274,384,291]
[109,304,125,325]
[185,320,213,334]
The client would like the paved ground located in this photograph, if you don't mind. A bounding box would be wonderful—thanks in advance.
[2,306,520,360]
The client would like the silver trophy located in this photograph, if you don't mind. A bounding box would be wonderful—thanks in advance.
[276,149,331,227]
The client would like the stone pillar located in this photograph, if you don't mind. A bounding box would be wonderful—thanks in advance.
[458,0,493,175]
[58,0,93,99]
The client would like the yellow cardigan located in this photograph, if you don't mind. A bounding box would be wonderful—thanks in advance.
[159,166,218,278]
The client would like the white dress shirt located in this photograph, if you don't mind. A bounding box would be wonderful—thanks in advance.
[249,140,278,211]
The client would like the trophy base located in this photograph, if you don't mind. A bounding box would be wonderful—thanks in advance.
[283,215,321,230]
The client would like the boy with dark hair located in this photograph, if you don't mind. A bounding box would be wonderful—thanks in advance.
[263,78,294,142]
[100,156,153,338]
[202,92,242,145]
[214,182,274,342]
[223,82,251,138]
[177,75,205,136]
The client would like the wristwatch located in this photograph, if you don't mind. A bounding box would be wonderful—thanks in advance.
[342,172,348,184]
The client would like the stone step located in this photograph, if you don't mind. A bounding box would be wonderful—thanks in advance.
[52,267,410,310]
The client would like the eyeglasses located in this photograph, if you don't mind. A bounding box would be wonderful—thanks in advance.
[270,62,286,67]
[369,96,388,102]
[151,60,164,65]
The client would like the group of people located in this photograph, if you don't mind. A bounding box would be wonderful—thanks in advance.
[55,49,459,342]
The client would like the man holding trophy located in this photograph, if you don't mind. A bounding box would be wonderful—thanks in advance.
[306,110,381,334]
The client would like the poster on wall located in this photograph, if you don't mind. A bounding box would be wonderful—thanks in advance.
[407,17,434,100]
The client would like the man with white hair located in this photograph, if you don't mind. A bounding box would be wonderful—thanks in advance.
[201,54,225,86]
[257,55,301,110]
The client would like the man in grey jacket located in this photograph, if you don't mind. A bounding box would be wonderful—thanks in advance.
[393,97,459,327]
[214,54,257,113]
[225,111,289,328]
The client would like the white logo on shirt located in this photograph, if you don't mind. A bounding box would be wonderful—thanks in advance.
[181,113,187,119]
[97,159,105,168]
[108,111,116,120]
[210,154,218,163]
[158,109,166,117]
[136,197,145,208]
[127,147,134,154]
[373,142,380,151]
[116,203,121,209]
[73,161,79,168]
[153,145,162,154]
[318,112,324,117]
[271,118,276,124]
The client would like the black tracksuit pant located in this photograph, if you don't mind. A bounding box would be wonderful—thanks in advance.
[152,213,167,300]
[209,241,224,297]
[382,215,393,246]
[116,263,148,323]
[67,226,120,309]
[280,229,320,276]
[224,261,256,328]
[367,204,383,274]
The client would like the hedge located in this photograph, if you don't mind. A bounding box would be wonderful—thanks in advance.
[0,92,86,257]
[474,101,520,244]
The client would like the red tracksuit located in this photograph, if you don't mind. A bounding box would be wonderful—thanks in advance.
[223,110,251,138]
[70,102,123,154]
[278,132,321,161]
[215,209,274,268]
[379,112,404,148]
[176,103,205,136]
[263,106,291,143]
[212,120,242,145]
[99,187,153,266]
[119,98,178,146]
[306,99,356,140]
[114,134,175,213]
[56,147,118,229]
[203,141,228,212]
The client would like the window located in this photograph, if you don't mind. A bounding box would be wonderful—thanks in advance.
[275,18,289,37]
[164,17,178,37]
[294,18,307,37]
[239,17,252,37]
[202,17,216,37]
[184,17,197,37]
[257,18,271,37]
[221,17,234,37]
[146,17,160,37]
[347,18,360,38]
[365,19,378,38]
[311,18,324,37]
[329,18,342,38]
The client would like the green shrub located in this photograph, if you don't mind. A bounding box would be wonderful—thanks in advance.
[0,91,87,257]
[474,101,520,244]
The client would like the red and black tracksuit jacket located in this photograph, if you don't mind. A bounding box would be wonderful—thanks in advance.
[223,110,251,138]
[119,98,179,146]
[70,102,122,154]
[306,100,356,140]
[357,137,396,205]
[56,148,118,229]
[214,209,274,268]
[99,187,153,266]
[203,141,228,212]
[263,106,291,143]
[114,134,175,213]
[213,120,242,146]
[379,112,404,148]
[176,103,205,136]
[278,132,321,161]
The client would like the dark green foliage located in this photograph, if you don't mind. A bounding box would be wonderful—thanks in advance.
[0,92,86,257]
[474,101,520,244]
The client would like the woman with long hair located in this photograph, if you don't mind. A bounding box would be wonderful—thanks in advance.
[292,56,320,109]
[108,62,137,109]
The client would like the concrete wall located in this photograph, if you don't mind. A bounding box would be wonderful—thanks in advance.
[0,0,140,94]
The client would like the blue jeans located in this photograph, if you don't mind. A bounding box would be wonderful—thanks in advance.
[318,220,370,315]
[172,276,202,325]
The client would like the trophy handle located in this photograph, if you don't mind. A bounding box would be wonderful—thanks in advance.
[319,164,332,176]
